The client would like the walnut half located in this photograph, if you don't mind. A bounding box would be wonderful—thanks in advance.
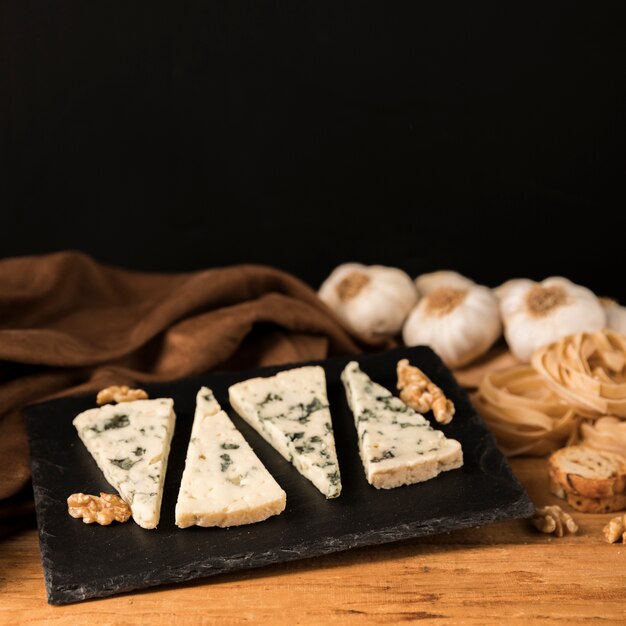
[603,514,626,544]
[97,385,148,405]
[68,492,132,525]
[397,359,455,424]
[531,505,578,537]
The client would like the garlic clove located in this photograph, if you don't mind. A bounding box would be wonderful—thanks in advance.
[319,263,418,339]
[499,277,606,363]
[403,284,501,368]
[601,298,626,335]
[415,270,475,296]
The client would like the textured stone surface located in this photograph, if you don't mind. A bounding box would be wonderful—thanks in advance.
[26,346,533,605]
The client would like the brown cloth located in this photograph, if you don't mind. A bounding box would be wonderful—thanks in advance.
[0,251,376,537]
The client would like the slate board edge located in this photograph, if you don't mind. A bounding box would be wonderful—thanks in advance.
[45,492,533,605]
[25,345,535,606]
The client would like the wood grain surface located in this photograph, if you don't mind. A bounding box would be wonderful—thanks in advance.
[1,458,624,625]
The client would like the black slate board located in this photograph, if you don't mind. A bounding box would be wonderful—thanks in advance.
[26,346,533,605]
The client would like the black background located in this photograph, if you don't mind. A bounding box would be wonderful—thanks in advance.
[2,2,625,297]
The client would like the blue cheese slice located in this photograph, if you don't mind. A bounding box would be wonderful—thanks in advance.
[73,398,176,529]
[341,361,463,489]
[175,387,286,528]
[228,366,342,498]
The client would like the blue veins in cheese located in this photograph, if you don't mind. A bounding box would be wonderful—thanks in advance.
[341,361,463,489]
[228,366,342,499]
[73,398,176,529]
[175,387,286,528]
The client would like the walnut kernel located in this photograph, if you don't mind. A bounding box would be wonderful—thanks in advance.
[531,505,578,537]
[603,514,626,544]
[97,385,148,405]
[397,359,455,424]
[68,492,131,525]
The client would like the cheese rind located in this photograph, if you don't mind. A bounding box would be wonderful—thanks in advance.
[175,387,286,528]
[341,361,463,489]
[228,366,342,498]
[73,398,176,529]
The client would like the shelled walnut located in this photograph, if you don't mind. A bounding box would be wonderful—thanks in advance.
[531,505,578,537]
[603,514,626,544]
[397,359,455,424]
[97,385,148,405]
[67,492,131,525]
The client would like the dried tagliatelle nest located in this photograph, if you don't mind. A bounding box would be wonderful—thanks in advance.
[531,330,626,418]
[475,329,626,456]
[473,365,580,456]
[580,417,626,456]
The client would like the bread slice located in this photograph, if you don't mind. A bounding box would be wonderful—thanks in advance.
[549,475,626,513]
[548,445,626,499]
[175,387,286,528]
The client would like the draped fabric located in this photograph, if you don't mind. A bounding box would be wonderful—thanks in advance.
[0,252,376,536]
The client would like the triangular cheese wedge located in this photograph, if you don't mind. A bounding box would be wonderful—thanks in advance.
[73,398,176,529]
[175,387,286,528]
[341,361,463,489]
[228,366,342,498]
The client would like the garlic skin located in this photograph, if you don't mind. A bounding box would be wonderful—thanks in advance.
[415,270,475,296]
[601,298,626,335]
[493,278,533,301]
[499,277,606,362]
[318,263,418,339]
[402,284,501,368]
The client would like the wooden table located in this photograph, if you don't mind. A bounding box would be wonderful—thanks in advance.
[1,458,624,625]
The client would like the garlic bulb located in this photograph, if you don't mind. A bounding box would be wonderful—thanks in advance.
[499,277,606,362]
[601,298,626,335]
[402,284,501,368]
[415,270,475,296]
[318,263,418,339]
